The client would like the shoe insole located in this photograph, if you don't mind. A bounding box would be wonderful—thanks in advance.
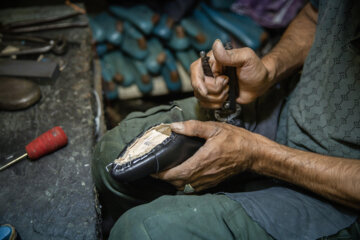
[115,124,172,165]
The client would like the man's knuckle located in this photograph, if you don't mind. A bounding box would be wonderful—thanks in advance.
[242,47,256,59]
[242,47,253,54]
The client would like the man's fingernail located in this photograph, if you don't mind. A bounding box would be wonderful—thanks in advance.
[171,122,184,131]
[214,39,222,46]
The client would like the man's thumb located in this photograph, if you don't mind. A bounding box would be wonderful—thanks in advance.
[171,120,219,139]
[212,39,250,67]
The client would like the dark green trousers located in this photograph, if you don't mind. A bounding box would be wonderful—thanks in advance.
[109,194,273,240]
[92,97,359,240]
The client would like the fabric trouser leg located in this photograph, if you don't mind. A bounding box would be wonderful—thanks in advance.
[109,194,273,240]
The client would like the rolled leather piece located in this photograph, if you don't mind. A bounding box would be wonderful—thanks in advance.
[153,14,174,40]
[110,51,135,87]
[200,3,266,50]
[176,49,198,73]
[162,49,181,92]
[102,79,118,100]
[88,17,106,43]
[89,12,123,45]
[108,124,205,182]
[131,59,153,94]
[167,25,190,51]
[95,43,108,56]
[96,43,115,57]
[193,9,231,44]
[100,56,115,82]
[109,5,159,35]
[121,22,149,60]
[0,77,41,110]
[180,17,212,51]
[145,38,166,75]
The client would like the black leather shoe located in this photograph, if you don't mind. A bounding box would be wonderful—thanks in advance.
[108,124,205,182]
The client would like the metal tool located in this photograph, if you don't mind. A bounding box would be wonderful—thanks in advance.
[200,42,242,124]
[0,35,67,56]
[0,126,68,171]
[0,59,60,79]
[223,42,240,111]
[200,51,214,77]
[0,12,87,33]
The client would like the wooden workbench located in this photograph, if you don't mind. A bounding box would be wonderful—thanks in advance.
[0,5,101,239]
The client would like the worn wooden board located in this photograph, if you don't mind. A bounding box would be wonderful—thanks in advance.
[0,5,98,240]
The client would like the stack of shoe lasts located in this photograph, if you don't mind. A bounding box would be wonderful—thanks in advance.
[88,2,267,100]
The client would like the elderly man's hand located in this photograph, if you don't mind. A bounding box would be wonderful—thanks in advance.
[153,120,270,192]
[190,39,274,109]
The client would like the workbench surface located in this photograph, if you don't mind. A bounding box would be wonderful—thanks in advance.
[0,5,99,239]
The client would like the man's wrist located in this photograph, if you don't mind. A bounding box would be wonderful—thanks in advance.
[249,134,284,174]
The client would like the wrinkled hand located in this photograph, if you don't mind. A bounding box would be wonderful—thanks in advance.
[191,39,273,109]
[153,120,268,192]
